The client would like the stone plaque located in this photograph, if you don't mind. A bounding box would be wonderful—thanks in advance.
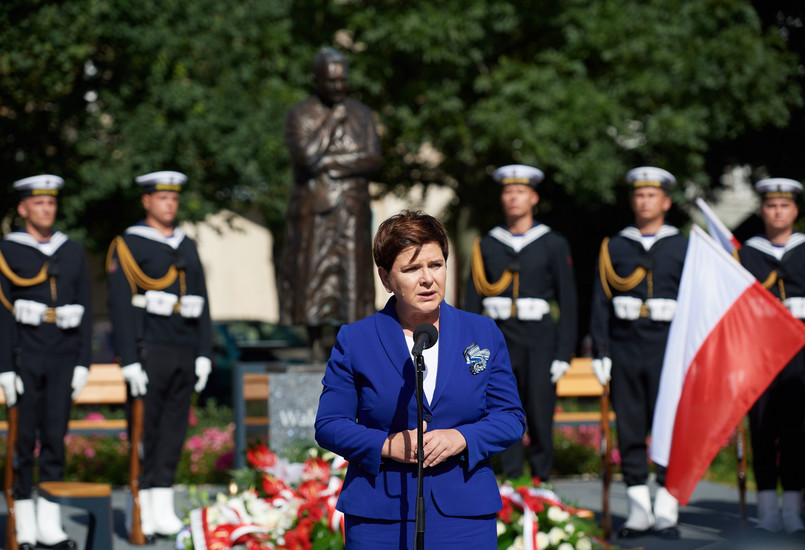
[268,368,325,455]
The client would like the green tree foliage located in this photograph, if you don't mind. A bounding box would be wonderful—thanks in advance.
[2,0,305,250]
[1,0,802,257]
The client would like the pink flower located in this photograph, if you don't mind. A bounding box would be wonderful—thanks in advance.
[185,435,205,451]
[84,412,106,422]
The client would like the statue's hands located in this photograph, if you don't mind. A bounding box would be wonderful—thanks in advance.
[332,103,347,123]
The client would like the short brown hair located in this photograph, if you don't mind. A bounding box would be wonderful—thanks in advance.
[373,210,449,271]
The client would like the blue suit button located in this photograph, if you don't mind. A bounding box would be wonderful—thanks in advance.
[424,414,433,422]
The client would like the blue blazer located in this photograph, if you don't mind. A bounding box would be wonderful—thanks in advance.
[315,299,526,520]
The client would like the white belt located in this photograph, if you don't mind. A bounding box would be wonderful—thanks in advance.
[131,291,205,318]
[784,297,805,319]
[612,296,677,322]
[482,297,550,321]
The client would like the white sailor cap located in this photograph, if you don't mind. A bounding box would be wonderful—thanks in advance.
[493,164,545,188]
[755,178,802,200]
[13,174,64,198]
[135,171,187,193]
[625,166,676,190]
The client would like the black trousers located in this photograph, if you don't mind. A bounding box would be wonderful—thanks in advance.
[749,347,805,491]
[611,335,668,487]
[134,343,195,488]
[14,350,75,499]
[497,342,556,481]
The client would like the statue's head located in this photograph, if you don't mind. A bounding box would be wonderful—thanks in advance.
[313,47,349,105]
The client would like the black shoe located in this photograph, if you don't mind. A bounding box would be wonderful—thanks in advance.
[36,539,78,549]
[654,525,681,539]
[617,525,652,538]
[19,544,35,550]
[144,533,157,544]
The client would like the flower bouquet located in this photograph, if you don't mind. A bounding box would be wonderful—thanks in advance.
[180,444,611,550]
[496,482,610,550]
[178,444,346,550]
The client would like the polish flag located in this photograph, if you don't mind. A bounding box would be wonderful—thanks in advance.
[696,198,741,254]
[650,225,805,505]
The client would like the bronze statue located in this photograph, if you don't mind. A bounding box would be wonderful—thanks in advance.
[279,47,381,360]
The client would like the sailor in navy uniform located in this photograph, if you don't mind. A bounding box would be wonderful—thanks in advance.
[466,164,577,483]
[0,175,91,549]
[589,167,687,539]
[738,178,805,534]
[106,171,212,539]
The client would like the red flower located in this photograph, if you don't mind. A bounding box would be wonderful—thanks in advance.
[280,520,313,550]
[498,501,515,523]
[188,406,199,427]
[261,473,289,497]
[302,457,331,483]
[297,499,326,523]
[247,444,278,470]
[297,479,327,500]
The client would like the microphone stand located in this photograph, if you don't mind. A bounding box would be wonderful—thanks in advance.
[413,349,426,550]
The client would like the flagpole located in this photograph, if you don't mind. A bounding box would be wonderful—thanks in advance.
[736,417,747,528]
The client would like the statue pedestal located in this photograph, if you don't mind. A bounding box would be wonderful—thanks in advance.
[232,360,326,468]
[268,364,327,456]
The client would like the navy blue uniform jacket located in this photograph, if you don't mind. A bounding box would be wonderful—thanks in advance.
[315,298,525,520]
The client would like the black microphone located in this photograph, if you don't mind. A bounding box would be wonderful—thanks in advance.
[412,323,438,357]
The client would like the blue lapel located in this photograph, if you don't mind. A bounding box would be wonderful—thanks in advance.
[430,301,458,408]
[374,298,416,392]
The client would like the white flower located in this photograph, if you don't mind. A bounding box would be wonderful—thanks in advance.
[246,496,286,529]
[563,522,576,534]
[174,526,191,549]
[576,536,593,550]
[508,535,525,550]
[557,543,574,550]
[548,526,567,545]
[547,505,570,524]
[536,531,550,550]
[497,520,508,536]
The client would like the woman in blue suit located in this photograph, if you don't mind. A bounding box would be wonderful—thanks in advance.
[315,211,526,549]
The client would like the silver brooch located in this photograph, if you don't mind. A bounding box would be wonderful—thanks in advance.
[464,343,490,375]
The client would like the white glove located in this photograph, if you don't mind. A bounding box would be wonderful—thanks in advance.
[14,299,47,326]
[180,295,205,319]
[194,356,212,393]
[56,304,85,329]
[122,362,149,397]
[0,371,24,407]
[550,360,570,384]
[144,290,178,316]
[591,357,612,386]
[71,366,89,400]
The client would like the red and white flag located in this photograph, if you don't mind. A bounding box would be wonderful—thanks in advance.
[696,197,741,254]
[650,225,805,505]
